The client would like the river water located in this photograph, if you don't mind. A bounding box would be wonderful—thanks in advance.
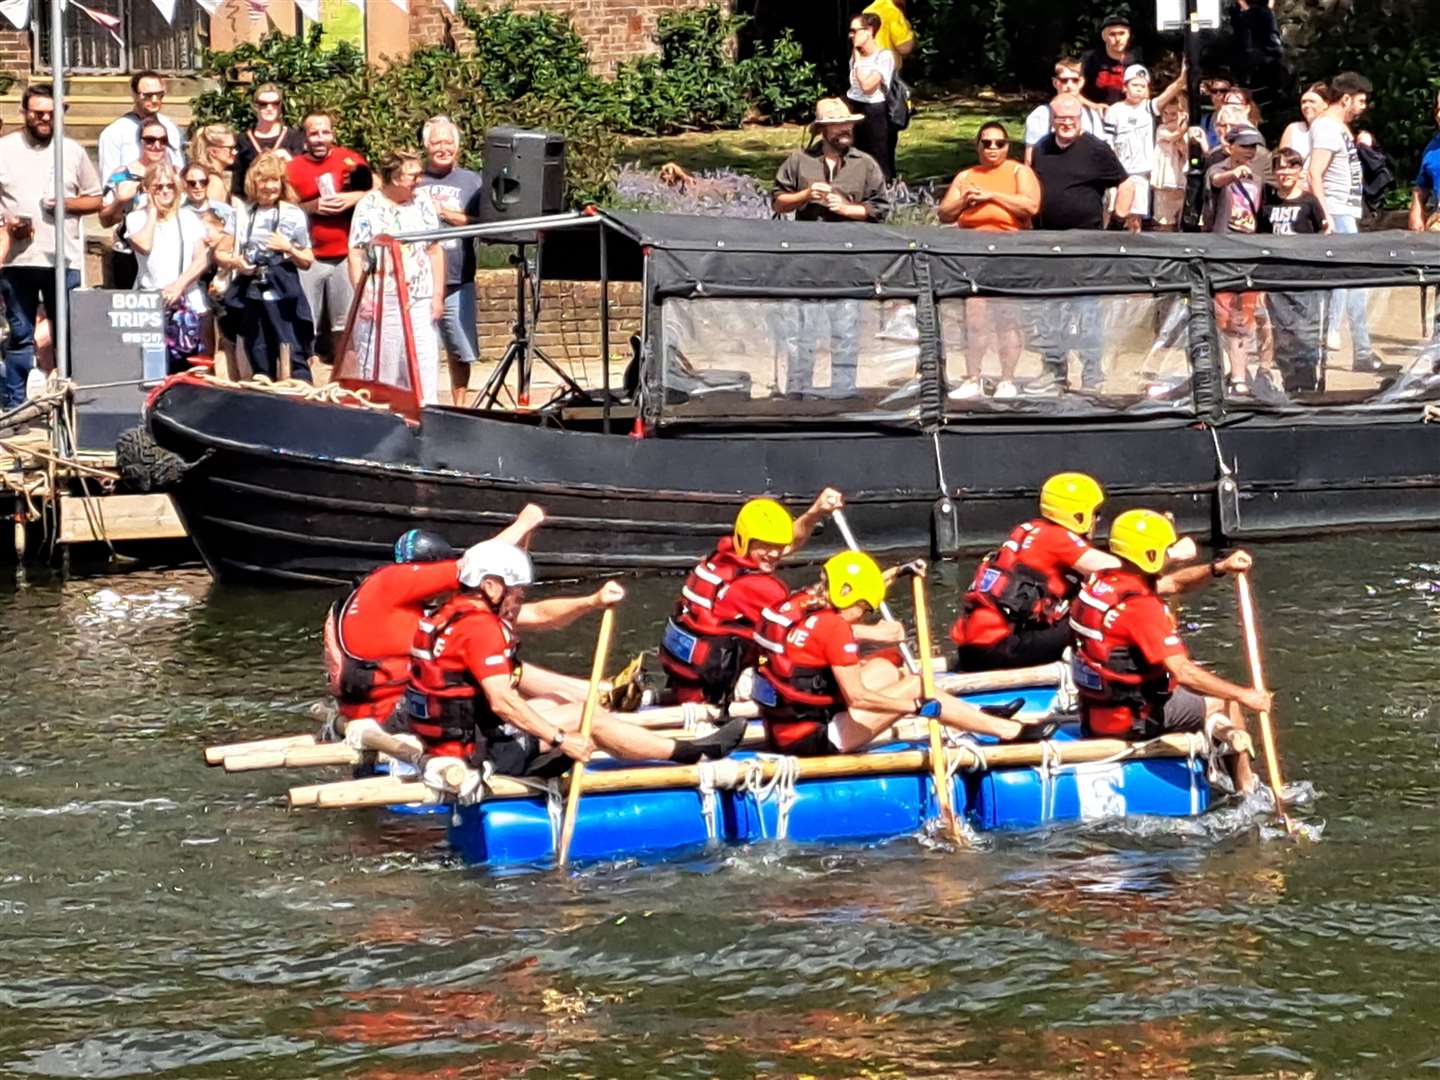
[1,536,1436,1079]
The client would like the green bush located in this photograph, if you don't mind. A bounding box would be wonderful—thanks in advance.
[189,23,620,206]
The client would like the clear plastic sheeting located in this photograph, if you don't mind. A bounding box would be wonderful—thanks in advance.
[938,294,1194,415]
[332,250,420,416]
[659,298,922,422]
[1216,286,1440,407]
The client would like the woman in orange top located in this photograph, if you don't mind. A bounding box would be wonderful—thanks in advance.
[938,122,1042,400]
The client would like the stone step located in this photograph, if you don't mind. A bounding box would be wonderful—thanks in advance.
[0,75,208,148]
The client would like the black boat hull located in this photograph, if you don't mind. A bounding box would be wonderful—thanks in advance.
[147,381,1440,585]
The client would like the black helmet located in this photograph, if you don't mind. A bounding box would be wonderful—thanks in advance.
[393,529,457,564]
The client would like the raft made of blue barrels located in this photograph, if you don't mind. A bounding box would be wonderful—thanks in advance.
[291,689,1222,869]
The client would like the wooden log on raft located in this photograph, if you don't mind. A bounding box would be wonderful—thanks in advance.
[205,733,318,766]
[289,733,1207,811]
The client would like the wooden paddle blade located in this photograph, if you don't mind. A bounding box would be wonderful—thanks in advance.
[557,606,618,868]
[911,574,961,842]
[1235,572,1293,830]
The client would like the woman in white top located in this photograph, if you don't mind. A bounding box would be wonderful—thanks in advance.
[1279,82,1332,165]
[126,162,213,370]
[846,12,896,180]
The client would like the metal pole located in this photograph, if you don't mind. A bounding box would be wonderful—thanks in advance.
[1184,0,1202,131]
[50,0,70,382]
[598,221,610,434]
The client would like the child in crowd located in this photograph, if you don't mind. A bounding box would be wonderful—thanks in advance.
[1151,98,1201,231]
[1259,147,1330,394]
[1207,125,1280,399]
[1107,61,1187,231]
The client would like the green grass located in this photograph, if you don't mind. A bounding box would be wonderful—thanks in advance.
[621,96,1030,184]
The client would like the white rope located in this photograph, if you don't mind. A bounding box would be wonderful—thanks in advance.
[697,759,720,844]
[738,753,800,841]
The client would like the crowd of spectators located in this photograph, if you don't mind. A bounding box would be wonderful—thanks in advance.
[0,66,492,406]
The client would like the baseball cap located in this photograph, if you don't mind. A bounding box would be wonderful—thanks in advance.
[1101,13,1131,29]
[1123,64,1150,84]
[1226,125,1265,147]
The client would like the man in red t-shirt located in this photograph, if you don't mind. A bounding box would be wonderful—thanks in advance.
[951,473,1121,672]
[1070,509,1266,792]
[406,541,747,778]
[286,111,372,352]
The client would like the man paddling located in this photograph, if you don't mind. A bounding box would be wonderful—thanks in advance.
[756,552,1047,756]
[325,506,623,726]
[660,490,845,706]
[1070,509,1265,792]
[949,473,1122,672]
[404,540,747,778]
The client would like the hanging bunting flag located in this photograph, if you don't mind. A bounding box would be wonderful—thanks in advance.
[0,0,29,31]
[72,0,124,46]
[245,0,268,22]
[440,0,455,11]
[193,0,220,13]
[389,0,405,12]
[294,0,319,20]
[147,0,175,23]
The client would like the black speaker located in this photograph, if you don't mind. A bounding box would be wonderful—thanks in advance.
[480,127,566,241]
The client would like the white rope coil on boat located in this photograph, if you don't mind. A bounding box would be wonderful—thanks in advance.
[188,371,391,411]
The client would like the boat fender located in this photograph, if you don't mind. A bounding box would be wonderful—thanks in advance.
[932,495,962,558]
[1217,474,1242,538]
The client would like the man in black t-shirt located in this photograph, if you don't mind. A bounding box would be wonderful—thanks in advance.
[1081,13,1139,108]
[1026,95,1134,394]
[1031,95,1132,230]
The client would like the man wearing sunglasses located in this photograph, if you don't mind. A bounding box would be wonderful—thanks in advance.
[1023,59,1101,166]
[0,85,103,409]
[97,70,183,184]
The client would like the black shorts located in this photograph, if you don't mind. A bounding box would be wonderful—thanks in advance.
[953,621,1072,672]
[762,716,840,757]
[486,733,572,780]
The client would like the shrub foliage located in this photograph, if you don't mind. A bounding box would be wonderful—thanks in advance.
[190,4,822,206]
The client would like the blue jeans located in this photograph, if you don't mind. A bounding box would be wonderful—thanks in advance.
[1328,215,1373,360]
[786,300,861,395]
[1037,297,1104,389]
[438,282,478,363]
[0,266,80,410]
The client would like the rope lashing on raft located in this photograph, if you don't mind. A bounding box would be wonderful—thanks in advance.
[738,754,800,841]
[697,760,721,844]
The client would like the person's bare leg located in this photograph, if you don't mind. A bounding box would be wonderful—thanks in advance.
[998,326,1023,382]
[519,665,592,705]
[1203,696,1257,794]
[963,306,987,380]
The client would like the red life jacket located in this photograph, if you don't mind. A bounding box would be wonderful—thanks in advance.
[659,538,768,702]
[322,592,411,721]
[960,518,1085,633]
[754,603,845,747]
[1068,575,1173,736]
[403,600,518,749]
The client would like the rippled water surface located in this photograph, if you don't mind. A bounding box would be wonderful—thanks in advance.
[1,537,1437,1079]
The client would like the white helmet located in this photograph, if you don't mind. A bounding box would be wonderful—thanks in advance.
[458,540,534,589]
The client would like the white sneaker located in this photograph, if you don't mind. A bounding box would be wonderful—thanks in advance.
[993,379,1018,399]
[948,377,984,400]
[24,367,45,401]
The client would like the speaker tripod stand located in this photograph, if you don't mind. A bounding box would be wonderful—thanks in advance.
[475,243,585,410]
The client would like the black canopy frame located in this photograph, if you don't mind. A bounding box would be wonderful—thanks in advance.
[534,210,1440,431]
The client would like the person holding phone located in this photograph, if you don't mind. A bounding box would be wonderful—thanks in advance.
[0,83,102,408]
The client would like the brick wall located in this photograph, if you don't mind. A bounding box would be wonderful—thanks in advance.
[409,0,724,75]
[473,269,642,379]
[0,29,30,78]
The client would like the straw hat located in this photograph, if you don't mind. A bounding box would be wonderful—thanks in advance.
[810,97,864,132]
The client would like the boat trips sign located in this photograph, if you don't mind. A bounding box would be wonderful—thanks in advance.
[70,289,168,451]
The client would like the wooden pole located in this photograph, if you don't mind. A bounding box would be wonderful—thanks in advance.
[556,606,616,867]
[1235,572,1297,833]
[291,733,1205,811]
[911,573,961,842]
[831,508,918,671]
[225,743,360,772]
[205,733,318,766]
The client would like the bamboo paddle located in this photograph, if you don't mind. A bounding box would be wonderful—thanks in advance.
[556,606,617,867]
[911,573,962,842]
[832,508,918,672]
[1235,571,1297,834]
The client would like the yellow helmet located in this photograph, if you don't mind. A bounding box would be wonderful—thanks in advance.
[733,498,795,557]
[1108,509,1178,574]
[823,551,886,611]
[1040,472,1105,535]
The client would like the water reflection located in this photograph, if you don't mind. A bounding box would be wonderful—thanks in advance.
[1,538,1437,1077]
